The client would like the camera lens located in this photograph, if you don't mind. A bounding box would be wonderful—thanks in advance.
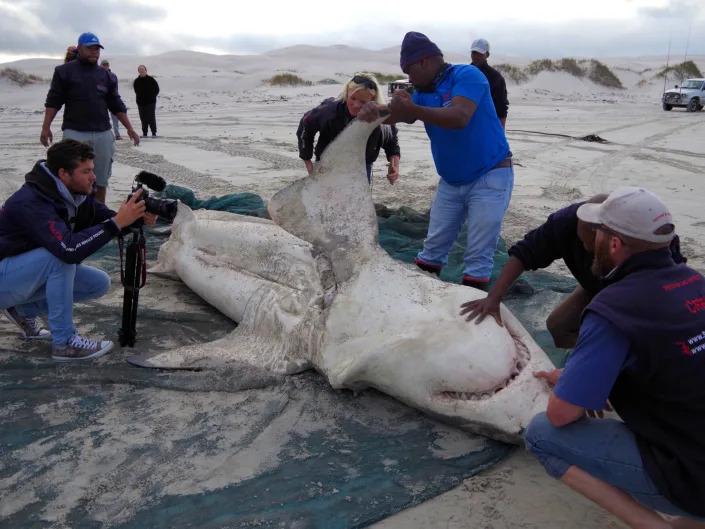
[144,196,178,222]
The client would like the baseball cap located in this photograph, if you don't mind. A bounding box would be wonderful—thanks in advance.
[78,32,104,49]
[470,38,490,54]
[576,187,675,243]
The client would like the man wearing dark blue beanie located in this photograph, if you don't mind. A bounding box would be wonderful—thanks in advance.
[399,32,443,73]
[362,31,512,291]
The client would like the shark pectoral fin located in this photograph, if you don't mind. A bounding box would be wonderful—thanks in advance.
[126,325,315,376]
[126,328,248,371]
[126,344,234,371]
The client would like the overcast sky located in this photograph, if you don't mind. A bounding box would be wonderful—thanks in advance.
[1,0,703,64]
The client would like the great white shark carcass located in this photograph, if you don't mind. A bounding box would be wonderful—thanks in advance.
[129,116,554,443]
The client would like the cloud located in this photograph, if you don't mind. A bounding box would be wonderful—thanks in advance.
[178,18,704,59]
[0,0,703,58]
[0,0,167,54]
[638,0,704,20]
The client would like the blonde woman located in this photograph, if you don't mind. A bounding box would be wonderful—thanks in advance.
[296,72,400,184]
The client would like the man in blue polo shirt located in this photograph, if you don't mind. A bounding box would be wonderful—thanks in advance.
[525,187,705,528]
[360,31,512,291]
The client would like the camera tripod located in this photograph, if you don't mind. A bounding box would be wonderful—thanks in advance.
[118,223,147,347]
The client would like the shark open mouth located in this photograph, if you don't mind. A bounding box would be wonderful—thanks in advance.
[436,333,531,403]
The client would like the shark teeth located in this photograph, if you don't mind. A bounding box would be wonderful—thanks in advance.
[437,365,524,403]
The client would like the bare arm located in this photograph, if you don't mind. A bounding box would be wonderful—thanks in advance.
[459,255,525,325]
[532,369,586,427]
[546,392,586,427]
[411,96,477,129]
[40,108,59,147]
[115,112,140,146]
[359,90,476,130]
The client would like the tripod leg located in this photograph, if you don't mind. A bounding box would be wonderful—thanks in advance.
[119,233,139,347]
[129,247,141,346]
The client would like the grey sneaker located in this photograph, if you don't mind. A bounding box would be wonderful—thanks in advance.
[52,333,114,362]
[2,307,51,340]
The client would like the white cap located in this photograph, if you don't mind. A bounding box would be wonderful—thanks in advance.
[576,187,675,243]
[470,38,490,54]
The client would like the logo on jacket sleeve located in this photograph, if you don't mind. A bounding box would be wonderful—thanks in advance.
[48,220,63,241]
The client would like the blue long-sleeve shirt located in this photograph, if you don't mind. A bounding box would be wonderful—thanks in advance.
[45,58,127,132]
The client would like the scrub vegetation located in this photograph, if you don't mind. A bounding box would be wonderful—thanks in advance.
[263,73,313,86]
[0,68,47,86]
[497,59,624,88]
[656,61,703,83]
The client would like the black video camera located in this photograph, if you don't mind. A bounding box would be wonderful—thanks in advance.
[127,171,178,222]
[118,171,178,347]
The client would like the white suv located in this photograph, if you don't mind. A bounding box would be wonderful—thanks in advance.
[387,79,414,97]
[662,78,705,112]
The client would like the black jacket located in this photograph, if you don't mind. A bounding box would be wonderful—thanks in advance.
[508,203,602,293]
[508,202,686,294]
[0,162,119,264]
[45,58,127,132]
[474,63,509,119]
[133,75,160,105]
[296,98,400,164]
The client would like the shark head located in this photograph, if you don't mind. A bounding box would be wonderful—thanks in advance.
[268,116,386,282]
[318,259,553,444]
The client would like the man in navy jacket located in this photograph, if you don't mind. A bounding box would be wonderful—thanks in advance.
[0,140,154,361]
[40,32,140,204]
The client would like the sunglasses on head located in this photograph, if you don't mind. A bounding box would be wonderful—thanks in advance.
[352,75,377,91]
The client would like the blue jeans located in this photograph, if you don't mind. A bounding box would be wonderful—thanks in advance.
[416,166,513,281]
[525,412,705,520]
[0,248,110,346]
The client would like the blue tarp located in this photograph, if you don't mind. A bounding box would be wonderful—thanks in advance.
[0,188,571,528]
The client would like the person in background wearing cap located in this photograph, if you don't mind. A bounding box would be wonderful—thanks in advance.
[470,38,509,130]
[41,32,140,204]
[133,65,160,138]
[359,31,512,291]
[524,187,705,529]
[296,72,400,185]
[100,59,122,140]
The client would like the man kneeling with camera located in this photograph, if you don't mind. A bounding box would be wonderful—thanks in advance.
[0,139,156,361]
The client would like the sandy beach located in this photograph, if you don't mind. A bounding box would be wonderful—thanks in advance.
[1,46,704,528]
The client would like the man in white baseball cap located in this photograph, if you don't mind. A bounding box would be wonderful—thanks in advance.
[524,186,705,527]
[470,38,508,129]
